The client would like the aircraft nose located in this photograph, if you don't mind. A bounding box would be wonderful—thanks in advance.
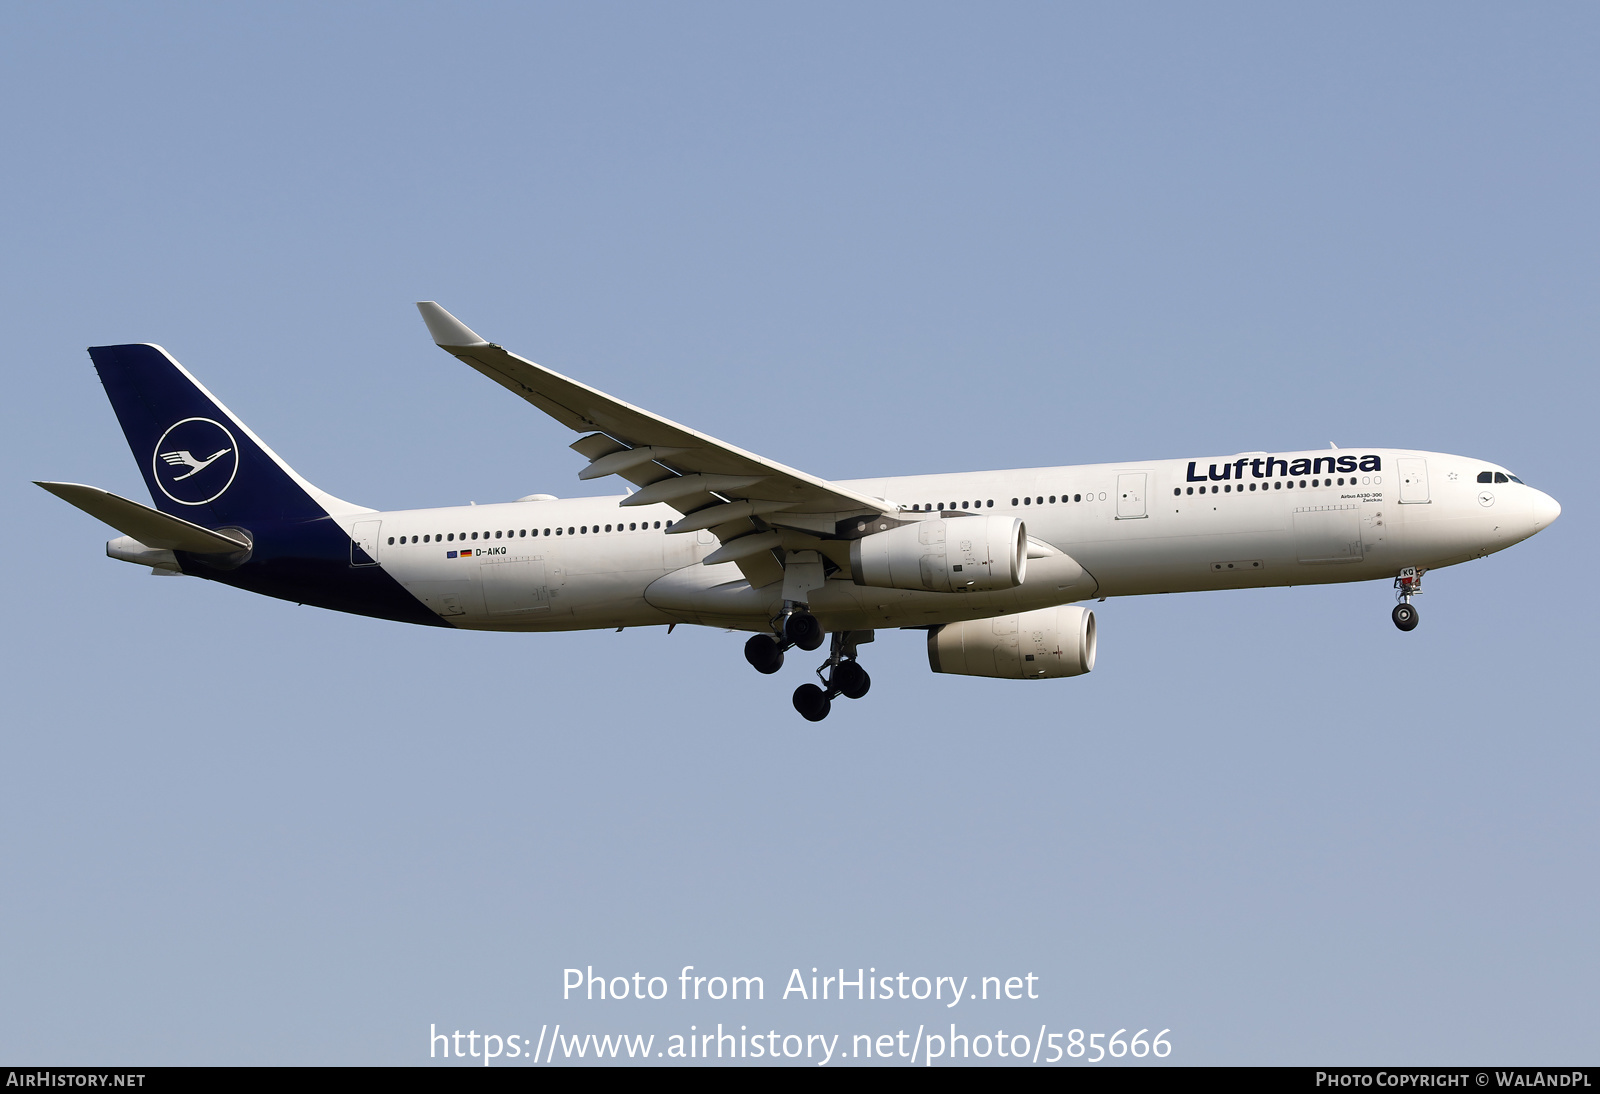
[1531,490,1561,531]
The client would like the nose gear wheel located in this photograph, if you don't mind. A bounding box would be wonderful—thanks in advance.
[1391,567,1424,631]
[1392,603,1419,631]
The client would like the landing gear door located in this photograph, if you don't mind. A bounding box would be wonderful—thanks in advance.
[1398,458,1430,504]
[1116,473,1147,519]
[351,520,381,566]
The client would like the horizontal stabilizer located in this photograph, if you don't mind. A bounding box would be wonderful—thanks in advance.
[36,482,250,553]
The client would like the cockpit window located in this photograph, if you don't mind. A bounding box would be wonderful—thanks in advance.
[1508,474,1524,484]
[1477,471,1493,483]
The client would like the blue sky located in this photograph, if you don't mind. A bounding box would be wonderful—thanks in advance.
[2,2,1595,1065]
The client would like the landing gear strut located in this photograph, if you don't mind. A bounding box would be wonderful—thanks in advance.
[791,631,873,722]
[1392,567,1423,632]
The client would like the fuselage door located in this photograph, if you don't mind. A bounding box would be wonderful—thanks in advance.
[1398,458,1430,504]
[1116,473,1147,519]
[351,520,382,566]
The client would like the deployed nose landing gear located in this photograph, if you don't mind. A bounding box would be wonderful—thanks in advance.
[791,631,874,722]
[1392,567,1424,632]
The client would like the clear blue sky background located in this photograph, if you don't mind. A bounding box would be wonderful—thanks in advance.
[2,2,1595,1066]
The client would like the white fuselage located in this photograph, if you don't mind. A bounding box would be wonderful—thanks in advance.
[346,448,1558,634]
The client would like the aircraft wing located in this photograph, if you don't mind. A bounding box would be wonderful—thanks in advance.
[417,302,894,587]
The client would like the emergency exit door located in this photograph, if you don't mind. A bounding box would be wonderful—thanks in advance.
[350,520,381,566]
[1398,458,1431,504]
[1116,473,1147,519]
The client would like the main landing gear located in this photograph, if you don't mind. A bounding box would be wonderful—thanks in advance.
[744,633,785,674]
[1392,567,1424,632]
[744,615,872,721]
[792,631,872,723]
[783,609,824,651]
[742,607,824,674]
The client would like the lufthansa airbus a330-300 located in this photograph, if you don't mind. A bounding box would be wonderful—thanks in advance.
[39,303,1561,720]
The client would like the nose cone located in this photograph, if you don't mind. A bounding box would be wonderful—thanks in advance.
[1531,490,1561,532]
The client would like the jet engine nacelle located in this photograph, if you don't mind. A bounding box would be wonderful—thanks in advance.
[928,606,1097,679]
[849,515,1026,593]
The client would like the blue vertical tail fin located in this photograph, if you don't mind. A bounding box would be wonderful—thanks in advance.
[89,343,364,526]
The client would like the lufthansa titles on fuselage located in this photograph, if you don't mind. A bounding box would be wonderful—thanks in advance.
[1186,454,1383,483]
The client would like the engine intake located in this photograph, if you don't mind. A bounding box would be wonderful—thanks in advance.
[928,606,1097,679]
[850,515,1026,593]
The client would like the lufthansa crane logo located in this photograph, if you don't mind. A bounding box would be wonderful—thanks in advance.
[152,417,239,505]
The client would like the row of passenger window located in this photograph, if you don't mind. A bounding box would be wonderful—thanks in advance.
[1013,494,1100,505]
[387,520,668,546]
[908,493,1102,511]
[380,471,1520,547]
[1176,475,1377,496]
